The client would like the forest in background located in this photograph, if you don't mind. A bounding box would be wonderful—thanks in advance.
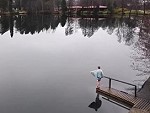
[0,0,150,14]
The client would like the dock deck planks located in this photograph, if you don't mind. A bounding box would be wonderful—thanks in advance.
[96,87,150,113]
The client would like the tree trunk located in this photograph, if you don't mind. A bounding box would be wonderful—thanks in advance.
[121,0,124,15]
[143,0,146,15]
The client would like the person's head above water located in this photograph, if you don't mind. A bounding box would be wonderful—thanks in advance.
[98,66,100,69]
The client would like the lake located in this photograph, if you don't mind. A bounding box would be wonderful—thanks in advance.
[0,15,149,113]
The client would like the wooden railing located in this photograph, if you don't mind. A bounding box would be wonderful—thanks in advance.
[103,76,137,97]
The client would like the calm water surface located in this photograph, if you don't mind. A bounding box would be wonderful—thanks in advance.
[0,15,149,113]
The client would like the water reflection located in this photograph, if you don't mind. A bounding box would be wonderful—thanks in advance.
[0,15,148,43]
[0,14,150,113]
[88,93,102,111]
[130,16,150,87]
[0,15,149,40]
[0,14,150,85]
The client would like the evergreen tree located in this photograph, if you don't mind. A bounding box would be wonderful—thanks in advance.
[61,0,67,14]
[107,0,114,13]
[0,0,7,11]
[55,0,61,10]
[9,0,13,12]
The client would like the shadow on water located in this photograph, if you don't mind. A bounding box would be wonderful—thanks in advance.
[88,93,102,111]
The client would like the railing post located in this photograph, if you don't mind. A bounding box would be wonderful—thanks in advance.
[135,86,137,97]
[109,78,111,89]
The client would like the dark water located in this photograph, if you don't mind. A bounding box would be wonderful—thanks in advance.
[0,15,150,113]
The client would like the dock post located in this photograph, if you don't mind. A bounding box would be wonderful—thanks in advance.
[109,78,111,89]
[135,86,137,97]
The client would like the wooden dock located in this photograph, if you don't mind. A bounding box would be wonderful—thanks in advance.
[96,87,150,113]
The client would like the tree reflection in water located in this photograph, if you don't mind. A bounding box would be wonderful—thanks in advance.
[0,14,150,87]
[0,14,139,39]
[131,16,150,88]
